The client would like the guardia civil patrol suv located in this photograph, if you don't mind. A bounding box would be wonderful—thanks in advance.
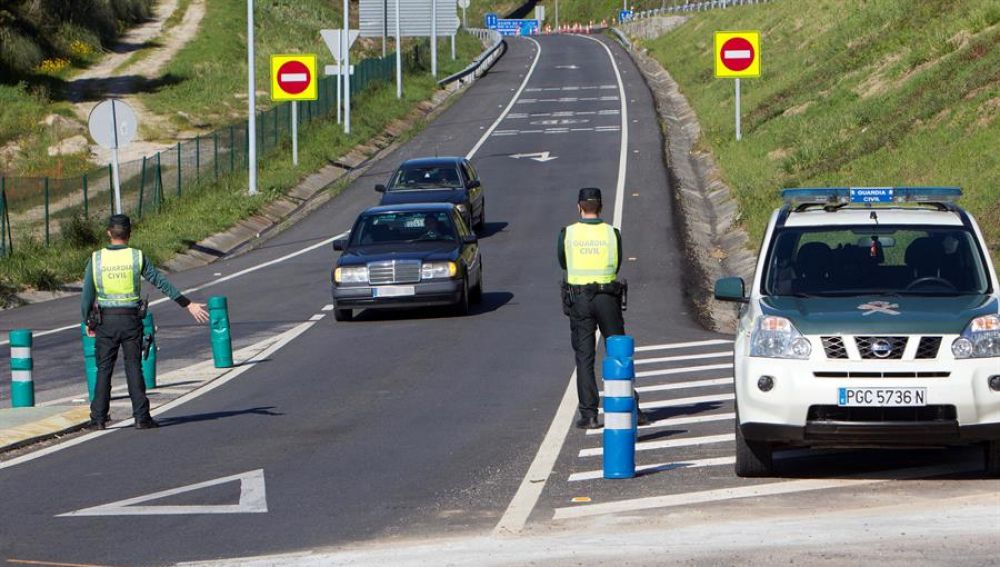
[715,187,1000,477]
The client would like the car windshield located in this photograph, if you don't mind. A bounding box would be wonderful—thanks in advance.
[763,225,991,296]
[387,165,462,190]
[350,211,457,245]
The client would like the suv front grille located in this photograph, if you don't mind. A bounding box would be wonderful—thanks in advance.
[807,405,956,423]
[915,337,942,359]
[367,260,421,285]
[856,336,907,360]
[822,337,848,359]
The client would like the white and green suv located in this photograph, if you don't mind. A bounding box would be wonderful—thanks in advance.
[715,187,1000,477]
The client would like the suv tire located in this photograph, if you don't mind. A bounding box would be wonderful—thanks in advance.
[333,308,353,322]
[984,441,1000,478]
[735,421,774,478]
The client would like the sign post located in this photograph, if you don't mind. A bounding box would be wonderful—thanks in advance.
[343,0,351,134]
[321,30,359,129]
[714,31,761,141]
[395,0,402,98]
[247,0,257,195]
[88,99,138,214]
[431,0,438,77]
[458,0,469,28]
[269,54,318,166]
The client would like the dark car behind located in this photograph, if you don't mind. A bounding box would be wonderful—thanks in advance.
[376,157,485,231]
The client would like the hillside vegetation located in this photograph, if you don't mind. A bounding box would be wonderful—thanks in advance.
[641,0,1000,256]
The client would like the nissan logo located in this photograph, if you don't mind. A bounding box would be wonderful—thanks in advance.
[871,339,893,358]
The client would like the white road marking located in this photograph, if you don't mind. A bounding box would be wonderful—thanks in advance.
[510,152,558,162]
[579,433,733,457]
[568,456,735,481]
[553,462,982,520]
[58,469,267,517]
[524,85,616,92]
[494,34,630,537]
[491,127,619,138]
[585,412,736,435]
[637,363,733,378]
[635,392,735,411]
[635,351,732,365]
[632,377,733,394]
[635,339,734,352]
[309,314,325,321]
[321,304,334,311]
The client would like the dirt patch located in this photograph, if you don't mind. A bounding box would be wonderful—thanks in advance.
[767,147,792,161]
[972,97,1000,131]
[782,100,814,117]
[853,52,905,99]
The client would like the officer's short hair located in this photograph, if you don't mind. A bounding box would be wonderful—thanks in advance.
[107,214,131,240]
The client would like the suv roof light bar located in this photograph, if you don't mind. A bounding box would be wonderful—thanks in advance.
[781,187,962,210]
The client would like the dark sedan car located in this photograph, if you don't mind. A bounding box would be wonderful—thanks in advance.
[376,157,485,231]
[331,203,484,321]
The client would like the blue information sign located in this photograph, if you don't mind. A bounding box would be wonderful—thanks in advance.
[619,9,633,22]
[494,18,540,36]
[485,13,499,29]
[849,187,894,204]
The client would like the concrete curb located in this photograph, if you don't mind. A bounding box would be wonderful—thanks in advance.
[0,406,90,452]
[613,20,756,332]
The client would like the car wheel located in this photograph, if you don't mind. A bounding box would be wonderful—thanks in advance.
[333,308,353,322]
[475,202,485,232]
[734,420,774,478]
[984,441,1000,478]
[470,263,483,304]
[454,277,471,316]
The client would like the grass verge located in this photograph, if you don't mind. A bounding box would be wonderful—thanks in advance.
[641,0,1000,257]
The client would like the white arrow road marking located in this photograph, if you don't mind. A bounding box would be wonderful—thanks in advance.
[723,49,752,59]
[57,470,267,517]
[509,151,558,162]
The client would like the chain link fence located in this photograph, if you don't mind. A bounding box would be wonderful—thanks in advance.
[0,53,398,256]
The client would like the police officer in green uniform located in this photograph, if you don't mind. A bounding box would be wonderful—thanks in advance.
[82,215,209,430]
[559,188,650,429]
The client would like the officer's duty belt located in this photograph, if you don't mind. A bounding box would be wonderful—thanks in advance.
[567,282,621,293]
[100,307,140,315]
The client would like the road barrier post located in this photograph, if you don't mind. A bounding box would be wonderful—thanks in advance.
[209,296,233,368]
[81,323,98,401]
[602,335,636,479]
[9,329,34,408]
[142,312,157,389]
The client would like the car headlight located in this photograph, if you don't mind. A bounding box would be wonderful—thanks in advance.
[421,261,457,280]
[750,316,812,359]
[455,204,468,215]
[334,266,368,284]
[952,315,1000,359]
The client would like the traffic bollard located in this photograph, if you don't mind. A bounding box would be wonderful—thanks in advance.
[81,323,97,402]
[142,312,157,389]
[603,335,636,479]
[208,296,233,368]
[9,329,34,408]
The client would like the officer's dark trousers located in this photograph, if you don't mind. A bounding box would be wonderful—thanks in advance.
[569,290,626,418]
[91,310,151,422]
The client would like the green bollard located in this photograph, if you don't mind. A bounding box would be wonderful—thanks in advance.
[9,329,34,407]
[142,312,157,389]
[81,323,97,402]
[208,296,233,368]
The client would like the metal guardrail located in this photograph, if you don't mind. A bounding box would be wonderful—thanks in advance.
[609,28,633,51]
[627,0,769,20]
[438,29,506,87]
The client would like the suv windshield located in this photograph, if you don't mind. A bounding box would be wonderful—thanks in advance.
[350,211,457,245]
[387,165,462,190]
[764,225,991,296]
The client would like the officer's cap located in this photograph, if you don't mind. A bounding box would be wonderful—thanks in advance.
[107,214,131,230]
[578,187,602,203]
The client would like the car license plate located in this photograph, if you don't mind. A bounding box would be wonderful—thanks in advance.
[373,286,415,298]
[838,387,926,407]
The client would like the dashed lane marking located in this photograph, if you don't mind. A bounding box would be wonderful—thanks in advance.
[585,412,737,435]
[635,339,733,352]
[492,127,620,137]
[524,85,617,92]
[598,392,736,413]
[568,456,736,482]
[633,377,733,394]
[579,433,734,457]
[635,351,732,365]
[321,304,334,311]
[309,314,325,321]
[637,363,733,379]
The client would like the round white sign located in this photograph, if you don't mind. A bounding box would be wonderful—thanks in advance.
[88,99,139,150]
[458,0,470,8]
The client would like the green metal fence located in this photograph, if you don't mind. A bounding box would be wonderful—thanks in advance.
[0,53,397,255]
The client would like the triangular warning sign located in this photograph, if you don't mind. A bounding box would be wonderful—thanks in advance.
[57,469,267,517]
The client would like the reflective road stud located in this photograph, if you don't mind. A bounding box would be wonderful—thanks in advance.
[603,335,636,479]
[81,323,97,401]
[142,312,157,389]
[9,329,34,407]
[209,296,233,368]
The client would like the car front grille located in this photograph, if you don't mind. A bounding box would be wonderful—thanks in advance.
[807,405,956,423]
[915,337,943,359]
[367,260,421,285]
[856,336,907,359]
[822,337,848,359]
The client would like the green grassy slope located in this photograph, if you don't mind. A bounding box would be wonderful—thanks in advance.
[641,0,1000,257]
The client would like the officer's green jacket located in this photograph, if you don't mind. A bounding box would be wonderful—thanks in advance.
[80,244,190,321]
[557,218,623,273]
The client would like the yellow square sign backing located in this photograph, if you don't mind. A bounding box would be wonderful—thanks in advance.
[270,54,318,101]
[714,31,761,79]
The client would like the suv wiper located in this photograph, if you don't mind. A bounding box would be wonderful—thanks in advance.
[808,289,899,297]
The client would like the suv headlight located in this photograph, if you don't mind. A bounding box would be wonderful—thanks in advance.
[421,261,457,280]
[455,204,468,215]
[952,315,1000,358]
[750,316,812,359]
[334,266,368,284]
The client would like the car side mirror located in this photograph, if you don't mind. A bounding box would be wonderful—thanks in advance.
[332,239,347,252]
[463,234,478,244]
[374,184,386,193]
[467,179,481,190]
[714,277,749,303]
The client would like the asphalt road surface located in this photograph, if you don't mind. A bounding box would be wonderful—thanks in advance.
[1,34,997,567]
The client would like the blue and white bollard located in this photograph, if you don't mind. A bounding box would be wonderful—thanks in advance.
[603,335,636,479]
[9,329,34,408]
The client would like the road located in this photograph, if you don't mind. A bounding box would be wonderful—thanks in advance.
[1,33,997,567]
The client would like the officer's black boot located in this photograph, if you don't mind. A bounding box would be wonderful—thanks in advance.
[575,414,601,430]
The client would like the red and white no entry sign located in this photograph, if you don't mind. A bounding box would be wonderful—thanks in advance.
[277,60,311,94]
[720,37,754,72]
[270,54,318,101]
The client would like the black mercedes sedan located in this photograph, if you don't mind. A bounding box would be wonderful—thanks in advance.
[376,157,485,231]
[330,203,484,321]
